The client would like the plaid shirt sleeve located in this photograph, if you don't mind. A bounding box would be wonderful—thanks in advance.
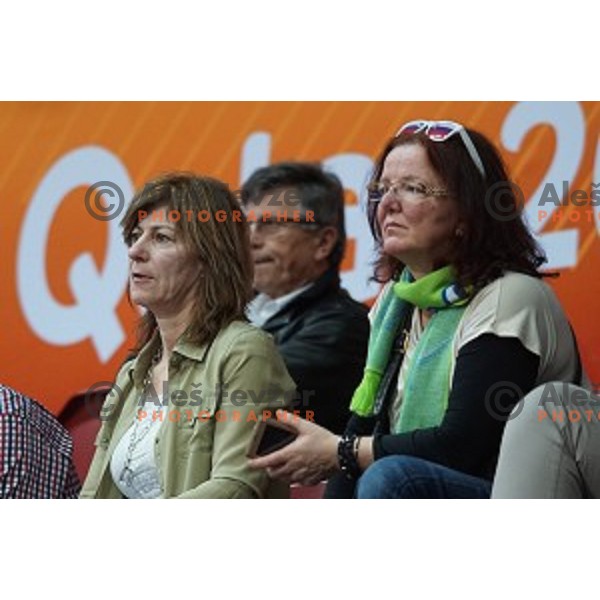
[0,385,81,499]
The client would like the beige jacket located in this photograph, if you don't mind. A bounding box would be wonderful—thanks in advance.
[81,321,295,498]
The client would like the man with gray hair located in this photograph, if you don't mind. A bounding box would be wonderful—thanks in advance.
[241,162,369,434]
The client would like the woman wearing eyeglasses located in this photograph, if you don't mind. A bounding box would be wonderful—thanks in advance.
[249,120,583,498]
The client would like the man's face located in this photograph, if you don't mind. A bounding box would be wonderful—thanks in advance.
[245,188,331,299]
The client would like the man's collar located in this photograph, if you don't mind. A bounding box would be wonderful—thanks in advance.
[248,283,313,327]
[249,268,341,327]
[262,283,314,308]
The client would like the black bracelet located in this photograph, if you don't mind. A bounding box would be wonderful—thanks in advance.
[337,434,361,480]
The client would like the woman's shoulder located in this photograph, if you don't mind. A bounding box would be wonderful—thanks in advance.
[455,271,570,357]
[208,320,293,387]
[213,320,278,354]
[471,271,557,311]
[460,271,568,341]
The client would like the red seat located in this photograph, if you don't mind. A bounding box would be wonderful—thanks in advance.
[58,386,109,483]
[290,482,326,499]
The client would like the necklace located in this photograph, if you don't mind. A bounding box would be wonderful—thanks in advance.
[119,347,164,487]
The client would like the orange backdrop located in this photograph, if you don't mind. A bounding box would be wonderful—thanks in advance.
[2,101,599,414]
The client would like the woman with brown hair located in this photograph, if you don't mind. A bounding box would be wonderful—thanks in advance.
[250,120,582,498]
[81,173,295,498]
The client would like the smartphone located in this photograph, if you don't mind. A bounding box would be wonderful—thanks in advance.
[247,418,298,458]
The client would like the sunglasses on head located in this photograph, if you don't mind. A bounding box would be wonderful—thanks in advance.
[396,120,486,178]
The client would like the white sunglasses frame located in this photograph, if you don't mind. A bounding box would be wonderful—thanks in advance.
[396,120,487,179]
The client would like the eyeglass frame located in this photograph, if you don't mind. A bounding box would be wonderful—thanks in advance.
[396,120,487,179]
[367,178,450,206]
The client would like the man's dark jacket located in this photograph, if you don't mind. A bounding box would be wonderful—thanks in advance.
[260,269,369,434]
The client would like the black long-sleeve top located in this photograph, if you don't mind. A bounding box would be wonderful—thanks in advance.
[372,333,540,479]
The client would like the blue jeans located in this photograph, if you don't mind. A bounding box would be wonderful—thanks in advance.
[356,456,492,499]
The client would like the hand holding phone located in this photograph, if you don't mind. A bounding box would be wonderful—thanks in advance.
[247,418,298,458]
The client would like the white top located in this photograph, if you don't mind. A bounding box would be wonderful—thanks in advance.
[370,272,585,426]
[247,283,313,327]
[452,272,579,382]
[110,395,166,499]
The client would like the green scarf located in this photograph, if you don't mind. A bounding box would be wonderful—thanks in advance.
[350,266,471,433]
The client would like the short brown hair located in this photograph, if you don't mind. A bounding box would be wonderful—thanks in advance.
[121,173,253,351]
